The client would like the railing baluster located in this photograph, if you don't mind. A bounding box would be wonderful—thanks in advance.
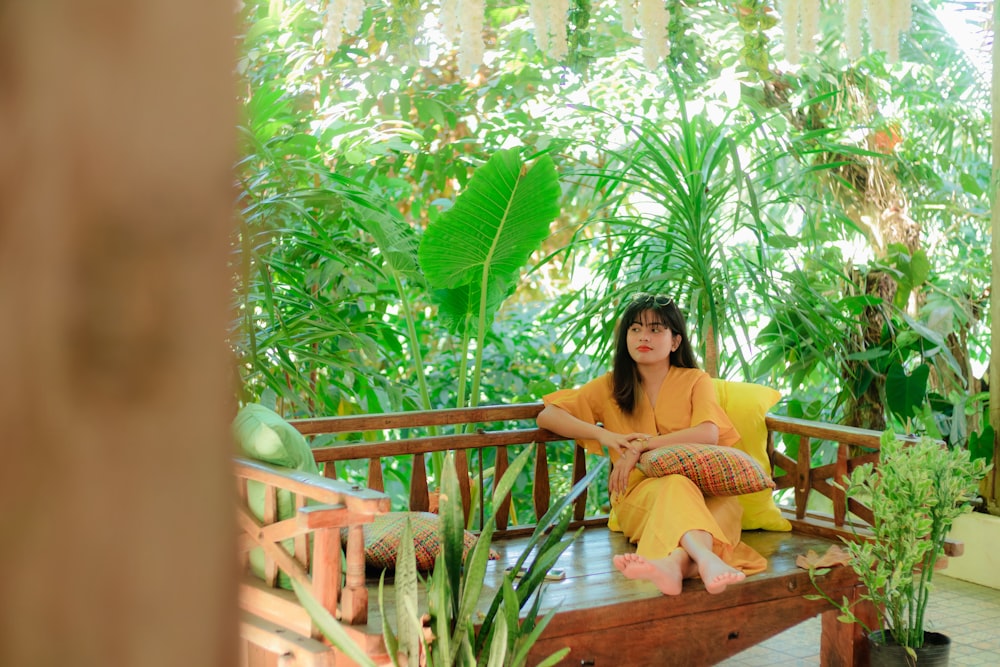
[495,446,510,531]
[795,434,810,520]
[573,444,588,521]
[367,456,384,492]
[263,484,278,587]
[411,453,429,512]
[455,448,471,526]
[311,525,341,634]
[294,494,309,571]
[533,443,551,519]
[833,442,848,526]
[340,524,367,624]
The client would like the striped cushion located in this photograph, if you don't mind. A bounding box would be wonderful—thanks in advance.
[637,443,775,497]
[358,511,496,571]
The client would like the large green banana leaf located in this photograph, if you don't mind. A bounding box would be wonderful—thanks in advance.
[418,148,560,331]
[418,148,560,407]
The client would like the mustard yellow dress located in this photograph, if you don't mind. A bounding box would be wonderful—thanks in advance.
[544,367,767,575]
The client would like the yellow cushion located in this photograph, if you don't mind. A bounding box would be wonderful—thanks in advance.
[713,379,791,531]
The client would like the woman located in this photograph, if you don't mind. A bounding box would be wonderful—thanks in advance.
[536,293,766,595]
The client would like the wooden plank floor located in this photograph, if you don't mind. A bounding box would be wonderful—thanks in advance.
[362,526,860,665]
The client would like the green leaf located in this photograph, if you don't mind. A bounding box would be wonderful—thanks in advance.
[378,572,402,667]
[969,424,995,463]
[393,518,423,665]
[291,580,378,667]
[485,607,509,667]
[439,453,466,605]
[418,148,560,318]
[885,362,929,422]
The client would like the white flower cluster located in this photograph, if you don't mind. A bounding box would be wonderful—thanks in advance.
[781,0,799,64]
[529,0,570,61]
[440,0,459,43]
[875,0,912,63]
[782,0,913,65]
[621,0,636,34]
[457,0,485,77]
[844,0,863,60]
[637,0,670,69]
[324,0,364,52]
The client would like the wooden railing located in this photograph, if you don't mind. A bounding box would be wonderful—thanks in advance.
[287,403,914,545]
[234,458,391,628]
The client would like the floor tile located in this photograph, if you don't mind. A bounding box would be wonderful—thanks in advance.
[715,575,1000,666]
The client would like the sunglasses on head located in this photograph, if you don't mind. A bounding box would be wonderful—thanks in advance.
[630,292,674,307]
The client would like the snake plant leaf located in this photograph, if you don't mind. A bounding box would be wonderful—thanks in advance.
[418,148,560,311]
[377,573,402,667]
[393,518,423,666]
[439,452,466,606]
[291,580,377,667]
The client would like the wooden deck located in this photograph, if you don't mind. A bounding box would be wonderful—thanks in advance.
[350,524,861,666]
[238,403,890,666]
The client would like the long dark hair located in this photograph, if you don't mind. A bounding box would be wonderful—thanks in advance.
[611,293,698,414]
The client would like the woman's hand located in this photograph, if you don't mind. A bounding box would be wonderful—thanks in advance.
[597,430,639,458]
[609,447,641,499]
[621,433,652,455]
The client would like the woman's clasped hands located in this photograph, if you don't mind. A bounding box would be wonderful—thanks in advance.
[605,431,653,501]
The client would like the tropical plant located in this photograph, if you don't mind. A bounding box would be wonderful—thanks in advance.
[295,446,608,666]
[419,148,561,408]
[808,430,990,655]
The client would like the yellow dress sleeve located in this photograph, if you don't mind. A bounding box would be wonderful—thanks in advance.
[689,371,740,447]
[543,374,614,456]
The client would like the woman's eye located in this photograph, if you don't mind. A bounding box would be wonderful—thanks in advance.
[650,326,662,333]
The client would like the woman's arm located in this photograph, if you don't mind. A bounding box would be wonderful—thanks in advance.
[624,421,720,454]
[537,404,642,458]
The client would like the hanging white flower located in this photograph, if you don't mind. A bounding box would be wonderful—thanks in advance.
[548,0,570,61]
[799,0,819,56]
[457,0,485,77]
[528,0,550,55]
[622,0,637,34]
[886,0,911,63]
[844,0,863,60]
[782,0,801,64]
[637,0,669,69]
[343,0,364,34]
[440,0,460,43]
[867,0,890,55]
[325,0,347,52]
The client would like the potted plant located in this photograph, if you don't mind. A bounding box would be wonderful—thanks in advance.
[811,429,990,666]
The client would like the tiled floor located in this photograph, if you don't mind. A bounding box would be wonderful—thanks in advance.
[717,575,1000,666]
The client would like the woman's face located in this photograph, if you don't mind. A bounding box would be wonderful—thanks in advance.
[625,309,678,366]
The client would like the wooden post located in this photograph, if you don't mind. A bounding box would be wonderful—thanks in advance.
[0,1,237,666]
[988,0,1000,516]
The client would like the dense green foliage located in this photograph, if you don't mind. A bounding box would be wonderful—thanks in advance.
[231,1,994,482]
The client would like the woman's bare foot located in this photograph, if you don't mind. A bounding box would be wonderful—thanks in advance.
[613,552,686,595]
[678,529,747,594]
[697,557,746,594]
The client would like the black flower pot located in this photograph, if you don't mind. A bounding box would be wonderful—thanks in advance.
[868,630,951,667]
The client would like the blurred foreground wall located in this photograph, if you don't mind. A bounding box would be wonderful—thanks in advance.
[0,2,238,665]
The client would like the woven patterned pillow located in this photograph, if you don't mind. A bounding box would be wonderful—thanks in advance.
[355,511,497,571]
[637,444,775,497]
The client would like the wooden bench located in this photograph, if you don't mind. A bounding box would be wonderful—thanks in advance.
[237,403,906,667]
